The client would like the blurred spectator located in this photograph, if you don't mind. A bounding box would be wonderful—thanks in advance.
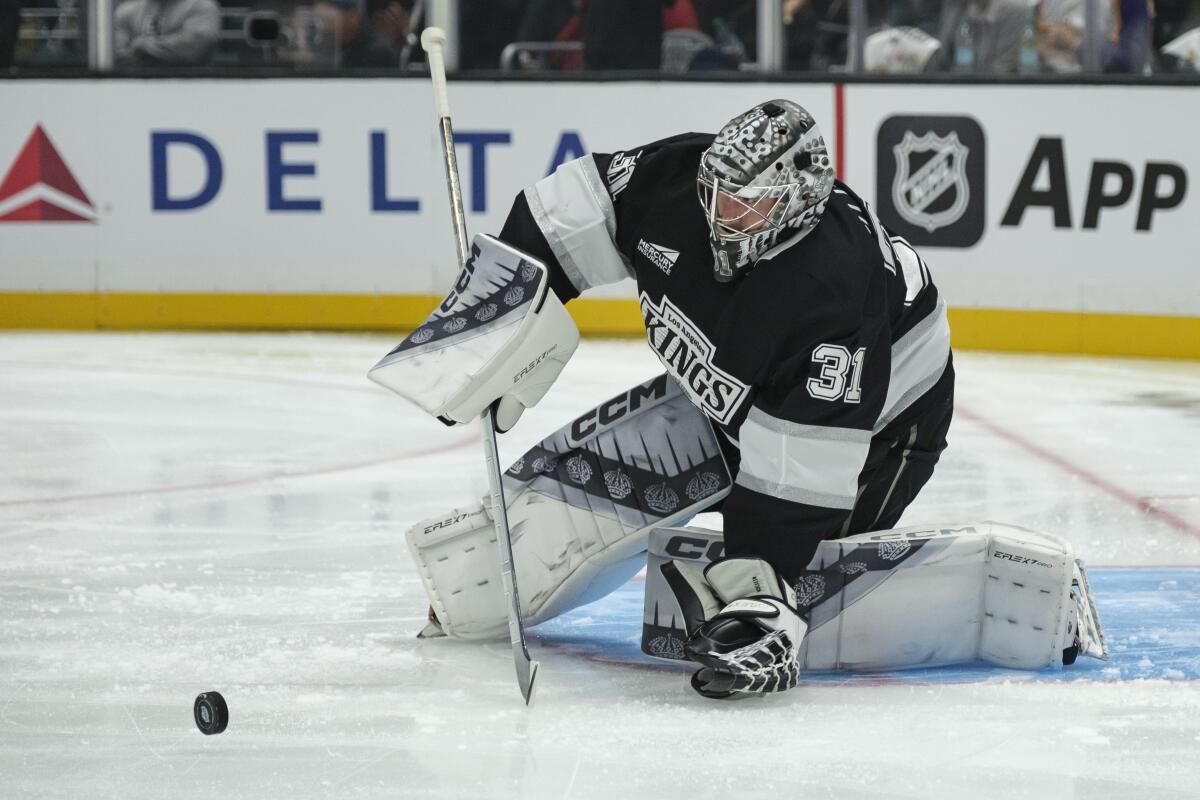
[114,0,220,66]
[515,0,577,45]
[664,0,700,29]
[508,0,699,72]
[660,0,707,71]
[1156,0,1200,69]
[1102,0,1152,72]
[11,0,89,66]
[933,0,1028,72]
[366,0,411,58]
[313,0,409,69]
[1154,0,1197,52]
[694,0,755,62]
[1,0,20,68]
[515,0,582,69]
[864,25,943,72]
[1159,0,1200,70]
[583,0,671,69]
[1161,24,1200,70]
[783,0,818,69]
[459,0,524,70]
[1034,0,1099,72]
[884,0,943,29]
[784,0,871,71]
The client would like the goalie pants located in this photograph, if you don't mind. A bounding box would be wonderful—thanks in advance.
[721,357,955,581]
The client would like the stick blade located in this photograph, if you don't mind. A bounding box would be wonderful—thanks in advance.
[516,657,539,705]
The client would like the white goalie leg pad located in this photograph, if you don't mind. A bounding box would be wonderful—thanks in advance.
[408,374,732,640]
[369,233,579,430]
[645,522,1100,670]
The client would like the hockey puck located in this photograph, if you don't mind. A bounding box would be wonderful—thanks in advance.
[193,691,228,735]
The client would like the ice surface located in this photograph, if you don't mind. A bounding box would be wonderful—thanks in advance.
[2,332,1199,799]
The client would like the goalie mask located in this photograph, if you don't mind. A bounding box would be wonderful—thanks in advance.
[697,99,835,282]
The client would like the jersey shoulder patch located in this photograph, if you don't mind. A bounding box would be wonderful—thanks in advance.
[606,133,714,200]
[606,150,641,198]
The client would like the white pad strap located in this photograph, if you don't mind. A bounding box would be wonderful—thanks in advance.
[369,233,579,427]
[408,374,731,639]
[645,522,1091,670]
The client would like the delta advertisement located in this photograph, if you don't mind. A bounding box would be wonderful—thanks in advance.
[0,79,1196,352]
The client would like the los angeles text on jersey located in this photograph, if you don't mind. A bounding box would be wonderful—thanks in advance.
[640,293,748,426]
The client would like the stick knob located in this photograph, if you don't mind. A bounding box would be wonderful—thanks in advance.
[422,27,450,118]
[421,27,446,52]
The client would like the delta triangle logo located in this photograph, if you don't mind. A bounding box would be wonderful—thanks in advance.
[0,125,96,223]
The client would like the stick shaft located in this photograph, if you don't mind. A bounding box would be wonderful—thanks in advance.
[425,28,467,264]
[422,27,538,704]
[436,117,470,267]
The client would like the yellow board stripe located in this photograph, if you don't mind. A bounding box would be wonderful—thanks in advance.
[944,307,1200,360]
[1,292,1198,359]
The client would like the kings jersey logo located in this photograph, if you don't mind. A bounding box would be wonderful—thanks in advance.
[640,293,748,426]
[876,115,985,248]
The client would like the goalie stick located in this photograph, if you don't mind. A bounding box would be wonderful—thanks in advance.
[420,26,539,704]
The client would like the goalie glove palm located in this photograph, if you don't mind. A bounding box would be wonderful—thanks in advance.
[664,557,807,698]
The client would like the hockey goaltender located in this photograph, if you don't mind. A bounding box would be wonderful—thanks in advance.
[369,100,1107,699]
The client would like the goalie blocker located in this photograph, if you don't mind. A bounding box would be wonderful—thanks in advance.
[369,233,579,432]
[645,523,1109,671]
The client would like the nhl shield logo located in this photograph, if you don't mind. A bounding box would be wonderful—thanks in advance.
[892,131,970,233]
[876,115,986,248]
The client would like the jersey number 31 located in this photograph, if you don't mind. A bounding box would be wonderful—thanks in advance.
[807,345,865,403]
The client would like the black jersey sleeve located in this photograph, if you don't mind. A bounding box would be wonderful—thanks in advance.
[720,274,894,581]
[497,133,710,303]
[498,190,583,304]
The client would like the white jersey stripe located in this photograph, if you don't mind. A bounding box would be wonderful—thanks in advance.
[736,407,871,510]
[525,157,632,293]
[874,295,951,433]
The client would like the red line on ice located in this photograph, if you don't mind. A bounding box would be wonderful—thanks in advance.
[0,435,477,508]
[0,359,386,395]
[0,359,475,507]
[956,405,1200,541]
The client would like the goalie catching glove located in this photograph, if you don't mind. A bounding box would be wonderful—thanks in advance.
[663,557,807,699]
[368,234,579,432]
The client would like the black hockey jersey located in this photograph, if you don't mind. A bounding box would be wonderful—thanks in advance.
[498,133,953,577]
